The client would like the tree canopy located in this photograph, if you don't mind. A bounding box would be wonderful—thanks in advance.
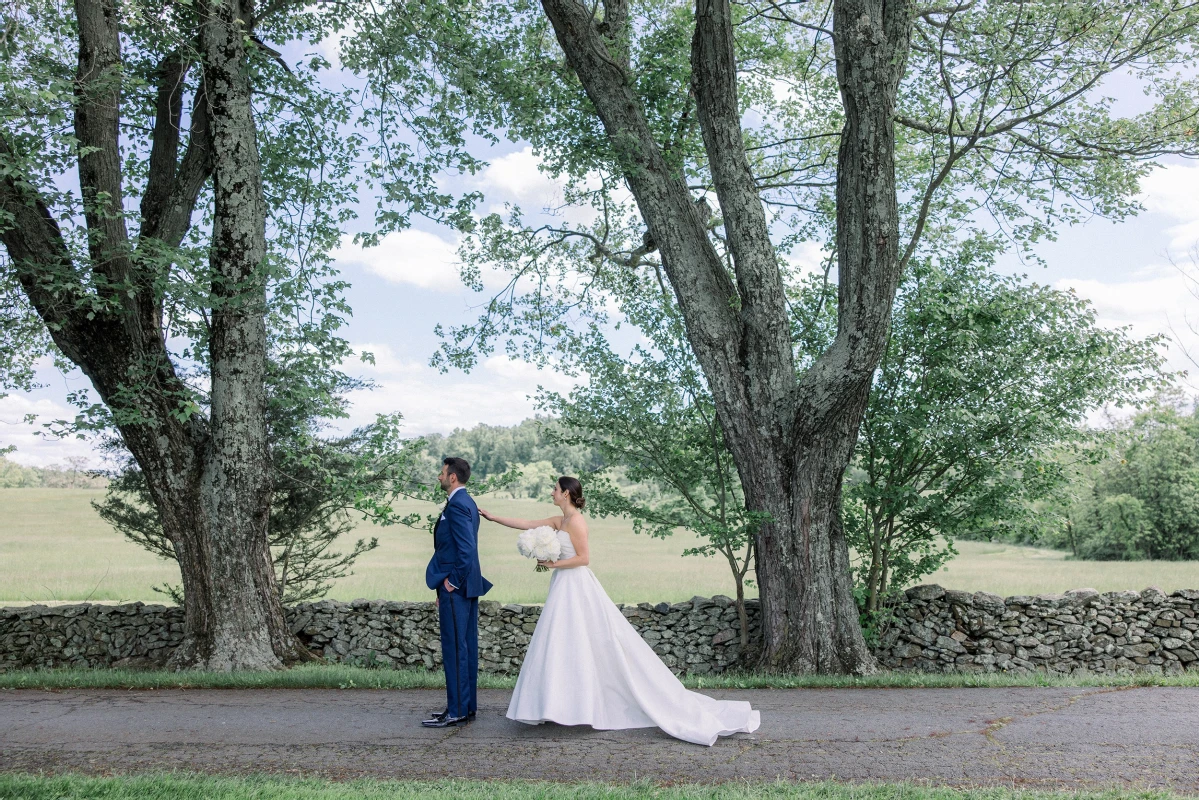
[0,0,487,668]
[834,237,1166,613]
[364,0,1199,672]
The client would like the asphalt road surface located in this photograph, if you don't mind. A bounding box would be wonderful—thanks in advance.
[2,687,1196,791]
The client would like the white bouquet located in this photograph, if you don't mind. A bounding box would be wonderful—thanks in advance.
[517,526,562,572]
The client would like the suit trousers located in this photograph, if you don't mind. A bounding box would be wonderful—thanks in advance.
[438,587,479,718]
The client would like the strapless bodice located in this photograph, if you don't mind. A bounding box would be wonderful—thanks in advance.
[555,528,576,559]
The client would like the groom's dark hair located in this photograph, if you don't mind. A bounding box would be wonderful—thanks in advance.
[443,456,471,485]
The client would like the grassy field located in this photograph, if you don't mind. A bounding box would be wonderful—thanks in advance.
[1,488,1196,605]
[0,489,747,605]
[0,775,1191,800]
[932,540,1199,597]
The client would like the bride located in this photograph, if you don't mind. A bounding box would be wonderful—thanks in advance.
[480,476,760,746]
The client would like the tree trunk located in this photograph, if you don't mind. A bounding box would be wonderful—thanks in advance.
[734,574,748,648]
[0,0,291,670]
[736,422,875,673]
[865,518,884,614]
[171,0,287,671]
[539,0,911,672]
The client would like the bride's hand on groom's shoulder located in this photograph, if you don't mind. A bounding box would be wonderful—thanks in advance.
[479,508,493,521]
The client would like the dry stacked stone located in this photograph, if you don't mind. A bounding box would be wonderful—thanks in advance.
[4,586,1197,675]
[0,595,758,675]
[284,595,757,675]
[874,584,1199,674]
[0,602,185,671]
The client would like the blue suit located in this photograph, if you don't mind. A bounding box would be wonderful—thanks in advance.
[425,488,492,718]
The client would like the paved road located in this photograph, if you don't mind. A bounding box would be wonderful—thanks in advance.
[1,687,1197,791]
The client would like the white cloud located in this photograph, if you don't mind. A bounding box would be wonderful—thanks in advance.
[767,77,794,105]
[470,146,607,226]
[1140,163,1199,253]
[1057,270,1179,324]
[332,229,463,291]
[481,355,577,389]
[335,345,581,436]
[786,240,831,275]
[354,343,428,378]
[475,147,563,210]
[1054,265,1199,375]
[309,20,355,71]
[0,394,101,468]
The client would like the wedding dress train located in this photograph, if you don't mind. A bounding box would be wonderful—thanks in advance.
[505,529,761,746]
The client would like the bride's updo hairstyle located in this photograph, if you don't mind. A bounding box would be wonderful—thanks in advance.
[558,476,586,510]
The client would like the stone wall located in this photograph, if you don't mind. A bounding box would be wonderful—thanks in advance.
[0,602,185,673]
[874,585,1199,675]
[3,585,1197,675]
[0,595,757,675]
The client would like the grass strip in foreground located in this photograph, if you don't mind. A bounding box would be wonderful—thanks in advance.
[0,664,1197,691]
[0,776,1191,800]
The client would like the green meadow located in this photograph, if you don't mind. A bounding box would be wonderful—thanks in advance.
[1,488,1196,606]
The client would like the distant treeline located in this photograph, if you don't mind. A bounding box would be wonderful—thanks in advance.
[427,405,1199,563]
[420,416,605,500]
[962,399,1199,562]
[0,456,108,489]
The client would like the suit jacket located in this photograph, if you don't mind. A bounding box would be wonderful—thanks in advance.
[425,489,492,598]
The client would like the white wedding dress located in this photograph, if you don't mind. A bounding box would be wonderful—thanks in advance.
[506,529,761,746]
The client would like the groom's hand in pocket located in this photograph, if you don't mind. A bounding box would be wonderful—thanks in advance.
[443,578,455,592]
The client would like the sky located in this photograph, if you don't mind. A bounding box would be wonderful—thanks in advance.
[2,46,1197,469]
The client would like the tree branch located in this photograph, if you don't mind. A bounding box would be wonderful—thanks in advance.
[539,0,752,432]
[146,81,213,250]
[0,133,94,365]
[597,0,630,65]
[692,0,797,425]
[73,0,133,287]
[140,50,189,242]
[794,0,914,442]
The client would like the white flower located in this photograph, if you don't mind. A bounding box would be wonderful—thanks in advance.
[517,526,562,570]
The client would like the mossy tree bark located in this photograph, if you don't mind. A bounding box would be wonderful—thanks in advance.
[0,0,294,670]
[538,0,912,673]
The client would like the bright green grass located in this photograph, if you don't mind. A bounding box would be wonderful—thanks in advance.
[0,776,1191,800]
[0,490,748,605]
[1,489,1197,605]
[1,663,1196,691]
[931,540,1199,598]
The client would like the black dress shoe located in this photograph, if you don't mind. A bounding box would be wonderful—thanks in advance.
[422,714,468,728]
[425,709,475,722]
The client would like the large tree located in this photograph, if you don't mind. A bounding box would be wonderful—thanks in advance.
[400,0,1199,672]
[419,0,912,673]
[0,0,475,669]
[0,0,289,669]
[834,239,1165,614]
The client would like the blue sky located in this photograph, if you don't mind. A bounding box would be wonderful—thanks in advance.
[2,41,1198,468]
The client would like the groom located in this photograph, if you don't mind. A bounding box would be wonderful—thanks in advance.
[423,457,492,727]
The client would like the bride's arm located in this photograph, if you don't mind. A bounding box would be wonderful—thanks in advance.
[479,509,562,531]
[543,520,589,569]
